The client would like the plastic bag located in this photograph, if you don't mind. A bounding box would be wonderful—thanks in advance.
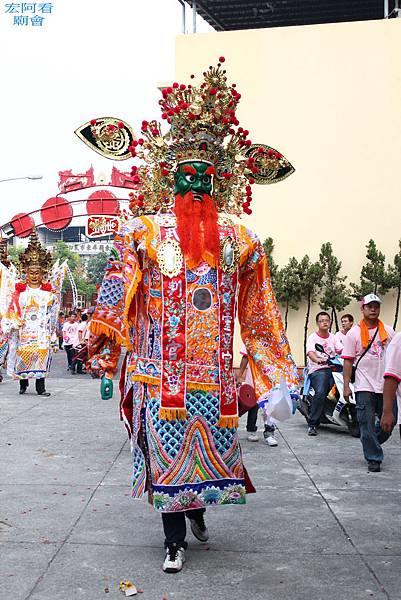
[264,377,293,422]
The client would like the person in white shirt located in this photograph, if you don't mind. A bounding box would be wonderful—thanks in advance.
[238,344,278,446]
[73,314,88,374]
[62,313,79,373]
[380,332,401,439]
[334,313,354,352]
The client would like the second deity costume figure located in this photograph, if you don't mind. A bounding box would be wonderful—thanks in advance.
[2,230,58,396]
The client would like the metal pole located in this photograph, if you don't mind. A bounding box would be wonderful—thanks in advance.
[0,175,43,183]
[384,0,389,18]
[177,0,186,33]
[192,0,197,33]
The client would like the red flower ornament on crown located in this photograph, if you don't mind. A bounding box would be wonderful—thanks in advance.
[125,57,295,216]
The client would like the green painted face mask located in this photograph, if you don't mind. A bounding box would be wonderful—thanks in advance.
[174,161,213,198]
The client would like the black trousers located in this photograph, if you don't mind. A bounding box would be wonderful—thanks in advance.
[308,368,333,427]
[64,345,75,370]
[162,508,206,549]
[20,378,45,394]
[246,405,258,432]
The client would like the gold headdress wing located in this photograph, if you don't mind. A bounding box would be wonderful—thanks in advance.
[75,58,295,216]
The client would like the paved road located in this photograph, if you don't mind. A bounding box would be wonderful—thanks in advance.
[1,353,401,600]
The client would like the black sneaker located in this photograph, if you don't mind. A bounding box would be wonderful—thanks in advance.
[162,544,186,573]
[367,461,381,473]
[308,426,318,436]
[188,513,209,542]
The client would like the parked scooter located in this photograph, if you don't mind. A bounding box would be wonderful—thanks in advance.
[297,343,360,437]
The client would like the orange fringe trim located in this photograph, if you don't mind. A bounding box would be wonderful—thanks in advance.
[159,407,187,421]
[131,374,160,386]
[123,267,142,350]
[218,416,239,428]
[89,320,125,345]
[186,381,220,391]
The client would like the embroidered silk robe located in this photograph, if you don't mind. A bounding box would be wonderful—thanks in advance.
[4,286,58,380]
[90,214,298,512]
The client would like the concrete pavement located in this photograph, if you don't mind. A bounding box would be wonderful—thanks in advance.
[1,353,401,600]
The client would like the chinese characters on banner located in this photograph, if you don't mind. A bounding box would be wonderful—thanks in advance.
[86,216,120,239]
[4,3,53,27]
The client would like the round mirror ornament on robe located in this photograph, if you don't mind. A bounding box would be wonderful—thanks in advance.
[156,238,184,278]
[220,235,240,274]
[192,287,212,311]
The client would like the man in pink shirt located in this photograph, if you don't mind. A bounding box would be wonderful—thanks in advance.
[380,332,401,439]
[306,312,342,436]
[334,313,354,352]
[343,294,394,472]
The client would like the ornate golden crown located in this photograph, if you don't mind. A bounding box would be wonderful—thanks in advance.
[18,229,53,277]
[127,58,294,216]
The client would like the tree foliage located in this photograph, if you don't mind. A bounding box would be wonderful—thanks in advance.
[298,256,324,364]
[263,237,278,285]
[319,242,351,331]
[387,240,401,329]
[86,252,109,286]
[274,257,302,331]
[7,245,24,267]
[52,241,97,301]
[351,239,391,299]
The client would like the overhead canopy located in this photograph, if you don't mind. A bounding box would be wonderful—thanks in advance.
[187,0,386,30]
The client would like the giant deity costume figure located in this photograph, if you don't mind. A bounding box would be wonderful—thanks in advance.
[84,58,299,573]
[2,230,60,396]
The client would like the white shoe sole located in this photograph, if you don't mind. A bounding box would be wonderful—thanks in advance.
[163,552,185,573]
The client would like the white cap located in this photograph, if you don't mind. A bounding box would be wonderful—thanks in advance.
[362,293,382,305]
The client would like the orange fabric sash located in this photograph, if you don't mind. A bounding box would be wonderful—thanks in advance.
[359,319,388,349]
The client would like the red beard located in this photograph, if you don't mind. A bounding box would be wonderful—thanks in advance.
[174,192,220,267]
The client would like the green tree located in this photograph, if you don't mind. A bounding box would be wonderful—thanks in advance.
[75,277,97,301]
[52,240,80,272]
[351,239,391,299]
[319,242,351,331]
[51,241,81,294]
[7,245,24,268]
[86,252,109,286]
[274,257,302,331]
[387,240,401,329]
[263,237,278,284]
[298,256,324,364]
